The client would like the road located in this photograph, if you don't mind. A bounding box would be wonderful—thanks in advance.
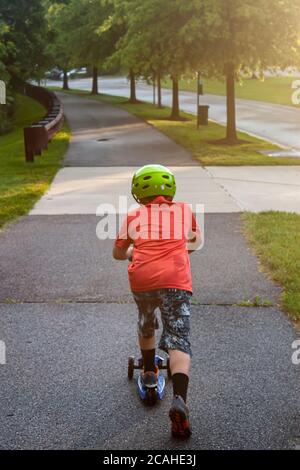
[48,76,300,150]
[0,93,299,450]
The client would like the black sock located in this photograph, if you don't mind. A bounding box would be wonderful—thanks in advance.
[172,373,189,403]
[141,349,156,372]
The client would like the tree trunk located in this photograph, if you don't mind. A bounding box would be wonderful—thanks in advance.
[153,74,156,105]
[91,66,99,95]
[170,76,180,120]
[157,72,162,108]
[226,63,238,144]
[129,70,138,103]
[63,70,69,91]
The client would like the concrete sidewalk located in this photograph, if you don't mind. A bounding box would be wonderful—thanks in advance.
[31,165,300,215]
[0,92,299,450]
[30,167,241,215]
[207,166,300,213]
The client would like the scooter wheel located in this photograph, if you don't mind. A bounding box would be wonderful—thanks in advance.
[157,358,163,369]
[167,357,172,379]
[128,356,135,380]
[146,388,158,406]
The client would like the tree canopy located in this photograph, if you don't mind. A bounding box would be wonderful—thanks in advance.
[0,0,49,131]
[179,0,300,141]
[1,0,300,142]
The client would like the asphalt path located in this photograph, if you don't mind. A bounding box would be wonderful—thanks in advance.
[58,92,193,167]
[0,215,280,305]
[0,303,298,450]
[0,92,299,450]
[48,76,300,150]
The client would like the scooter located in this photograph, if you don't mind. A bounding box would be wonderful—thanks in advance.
[128,355,172,406]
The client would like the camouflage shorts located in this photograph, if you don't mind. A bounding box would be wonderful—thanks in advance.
[132,288,192,357]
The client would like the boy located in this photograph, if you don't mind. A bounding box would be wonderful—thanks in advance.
[113,164,201,439]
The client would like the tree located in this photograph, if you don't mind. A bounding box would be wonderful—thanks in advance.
[46,1,75,90]
[183,0,300,144]
[101,0,140,103]
[109,0,194,117]
[0,0,49,132]
[47,0,121,95]
[0,0,49,89]
[0,19,12,133]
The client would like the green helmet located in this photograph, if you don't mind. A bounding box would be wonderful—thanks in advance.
[131,164,176,203]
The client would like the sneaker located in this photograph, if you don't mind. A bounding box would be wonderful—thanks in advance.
[140,367,159,389]
[169,395,191,439]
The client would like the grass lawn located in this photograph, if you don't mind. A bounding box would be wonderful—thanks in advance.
[243,212,300,321]
[0,94,70,229]
[49,87,300,166]
[161,76,300,108]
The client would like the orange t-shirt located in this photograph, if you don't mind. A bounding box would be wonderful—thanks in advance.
[115,196,200,293]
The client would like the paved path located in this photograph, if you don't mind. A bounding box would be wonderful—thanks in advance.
[60,92,194,167]
[0,93,299,450]
[48,76,300,150]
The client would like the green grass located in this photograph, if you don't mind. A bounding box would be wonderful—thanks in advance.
[161,76,300,107]
[235,296,273,308]
[243,212,300,321]
[49,87,300,166]
[0,94,70,229]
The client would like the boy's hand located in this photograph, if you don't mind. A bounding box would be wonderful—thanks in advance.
[112,244,134,261]
[127,246,134,262]
[187,229,202,254]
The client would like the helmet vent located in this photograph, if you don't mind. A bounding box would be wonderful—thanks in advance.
[162,175,170,179]
[143,176,152,181]
[166,184,172,188]
[142,185,150,190]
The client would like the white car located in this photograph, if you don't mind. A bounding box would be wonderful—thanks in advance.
[59,68,88,80]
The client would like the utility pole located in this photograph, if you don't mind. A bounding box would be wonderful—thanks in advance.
[197,72,205,129]
[197,72,201,129]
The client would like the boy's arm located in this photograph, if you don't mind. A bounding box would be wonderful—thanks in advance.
[113,245,133,261]
[187,211,202,254]
[113,214,134,261]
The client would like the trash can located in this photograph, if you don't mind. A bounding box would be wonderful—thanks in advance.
[197,105,210,126]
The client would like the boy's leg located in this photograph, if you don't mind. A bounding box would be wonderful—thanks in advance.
[159,289,192,402]
[159,289,192,438]
[133,292,159,373]
[169,350,191,376]
[169,350,190,403]
[139,335,156,373]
